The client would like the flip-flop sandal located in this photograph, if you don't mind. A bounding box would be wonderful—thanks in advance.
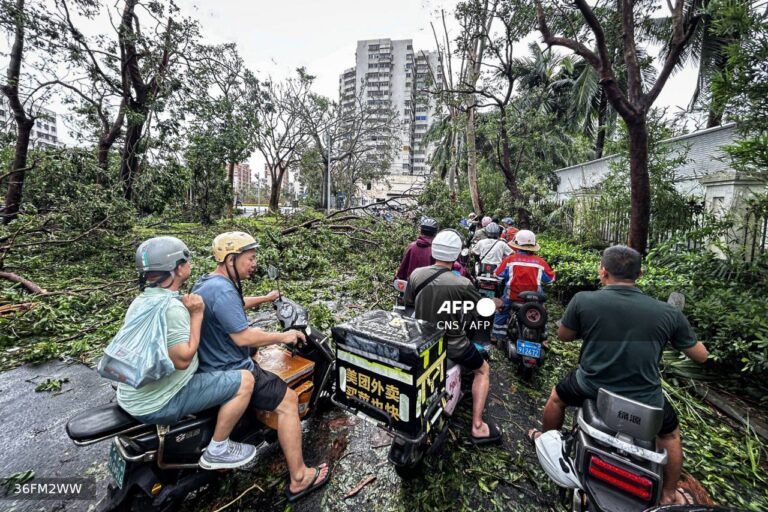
[471,422,503,446]
[285,463,331,503]
[526,428,542,446]
[677,488,695,505]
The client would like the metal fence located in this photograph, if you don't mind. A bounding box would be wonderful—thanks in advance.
[743,208,768,261]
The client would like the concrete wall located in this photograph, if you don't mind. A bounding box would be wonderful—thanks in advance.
[554,123,740,199]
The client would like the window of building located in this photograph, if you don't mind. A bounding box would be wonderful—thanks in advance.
[406,44,412,50]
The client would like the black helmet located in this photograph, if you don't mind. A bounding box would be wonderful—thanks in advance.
[485,222,501,238]
[420,216,439,236]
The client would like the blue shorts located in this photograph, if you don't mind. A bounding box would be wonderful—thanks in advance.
[133,370,242,425]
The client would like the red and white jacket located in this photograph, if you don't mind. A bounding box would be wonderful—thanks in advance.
[495,251,556,302]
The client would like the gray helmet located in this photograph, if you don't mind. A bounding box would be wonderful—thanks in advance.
[485,222,501,238]
[420,216,439,236]
[135,236,191,274]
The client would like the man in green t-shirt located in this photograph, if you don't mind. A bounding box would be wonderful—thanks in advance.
[530,245,708,505]
[116,237,258,470]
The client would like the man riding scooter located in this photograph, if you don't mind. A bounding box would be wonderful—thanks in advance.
[404,230,502,446]
[471,222,513,269]
[396,217,439,280]
[529,245,709,506]
[192,232,330,502]
[492,230,555,342]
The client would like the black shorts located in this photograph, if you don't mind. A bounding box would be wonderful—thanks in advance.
[450,343,485,371]
[249,365,288,412]
[555,370,679,436]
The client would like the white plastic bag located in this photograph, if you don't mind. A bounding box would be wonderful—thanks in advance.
[97,293,176,388]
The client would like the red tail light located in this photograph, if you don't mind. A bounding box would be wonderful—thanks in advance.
[588,455,653,501]
[523,357,538,365]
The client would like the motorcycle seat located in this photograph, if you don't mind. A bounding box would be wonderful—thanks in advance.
[518,291,545,302]
[66,403,142,443]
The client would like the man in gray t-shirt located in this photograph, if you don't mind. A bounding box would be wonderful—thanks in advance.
[404,229,501,445]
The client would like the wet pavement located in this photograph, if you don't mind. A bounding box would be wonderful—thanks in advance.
[0,308,562,512]
[0,360,114,512]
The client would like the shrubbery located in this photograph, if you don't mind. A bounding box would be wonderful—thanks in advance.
[538,236,768,377]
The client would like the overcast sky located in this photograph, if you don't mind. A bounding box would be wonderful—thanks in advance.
[172,0,699,174]
[21,0,699,173]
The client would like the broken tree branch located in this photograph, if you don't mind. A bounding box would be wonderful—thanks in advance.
[0,272,47,294]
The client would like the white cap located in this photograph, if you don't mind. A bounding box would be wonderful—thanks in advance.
[431,230,463,262]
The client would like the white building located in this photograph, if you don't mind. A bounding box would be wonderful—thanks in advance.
[0,99,60,148]
[339,38,442,205]
[553,123,740,199]
[339,38,441,177]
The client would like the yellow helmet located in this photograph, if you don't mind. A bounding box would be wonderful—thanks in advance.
[212,231,260,263]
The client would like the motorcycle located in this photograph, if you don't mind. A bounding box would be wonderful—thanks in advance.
[65,267,334,512]
[543,293,723,512]
[504,291,548,380]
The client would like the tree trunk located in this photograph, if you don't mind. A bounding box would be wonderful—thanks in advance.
[2,0,31,225]
[3,119,33,224]
[97,103,125,173]
[706,108,722,129]
[594,90,608,158]
[627,119,650,253]
[119,117,144,201]
[269,169,284,212]
[497,108,519,199]
[465,106,483,215]
[447,130,457,194]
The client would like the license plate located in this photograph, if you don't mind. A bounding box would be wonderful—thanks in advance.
[516,340,541,358]
[108,442,126,488]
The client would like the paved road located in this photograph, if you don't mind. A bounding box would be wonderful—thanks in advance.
[0,360,115,512]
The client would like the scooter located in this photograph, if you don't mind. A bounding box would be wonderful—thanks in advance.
[504,291,548,380]
[475,261,503,300]
[65,268,334,512]
[331,300,490,478]
[541,293,723,512]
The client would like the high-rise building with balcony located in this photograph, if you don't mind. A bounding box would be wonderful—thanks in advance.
[0,99,60,148]
[339,38,441,178]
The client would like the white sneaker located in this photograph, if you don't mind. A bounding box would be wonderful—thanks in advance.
[198,441,257,470]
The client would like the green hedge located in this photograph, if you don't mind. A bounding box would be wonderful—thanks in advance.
[537,238,768,377]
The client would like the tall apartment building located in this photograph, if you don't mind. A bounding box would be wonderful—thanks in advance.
[232,162,252,195]
[0,99,60,148]
[339,39,441,177]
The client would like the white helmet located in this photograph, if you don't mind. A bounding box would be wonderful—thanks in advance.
[535,430,582,489]
[510,229,541,252]
[481,216,492,227]
[431,229,462,262]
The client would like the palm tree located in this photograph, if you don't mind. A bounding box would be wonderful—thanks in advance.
[652,0,750,127]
